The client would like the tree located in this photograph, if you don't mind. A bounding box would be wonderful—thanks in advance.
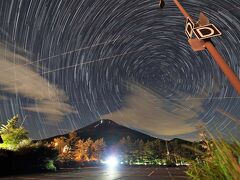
[144,141,156,163]
[119,136,135,164]
[91,138,105,161]
[0,115,29,150]
[73,138,105,162]
[133,139,145,163]
[74,139,89,162]
[51,137,67,153]
[67,131,79,149]
[50,137,72,161]
[143,140,166,165]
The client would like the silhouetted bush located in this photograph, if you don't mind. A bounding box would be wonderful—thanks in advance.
[0,144,58,176]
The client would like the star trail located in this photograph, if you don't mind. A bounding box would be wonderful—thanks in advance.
[0,0,239,140]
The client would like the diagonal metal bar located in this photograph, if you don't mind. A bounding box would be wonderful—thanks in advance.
[160,0,240,94]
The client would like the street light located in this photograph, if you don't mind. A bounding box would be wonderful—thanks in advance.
[105,156,119,168]
[159,0,240,94]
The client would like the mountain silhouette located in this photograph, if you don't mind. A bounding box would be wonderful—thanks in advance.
[44,119,193,146]
[45,119,158,145]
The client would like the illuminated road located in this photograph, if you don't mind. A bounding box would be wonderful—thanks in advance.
[2,166,188,179]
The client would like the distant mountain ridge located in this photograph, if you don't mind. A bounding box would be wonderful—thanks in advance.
[44,119,192,146]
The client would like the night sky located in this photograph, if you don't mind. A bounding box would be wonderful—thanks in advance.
[0,0,239,141]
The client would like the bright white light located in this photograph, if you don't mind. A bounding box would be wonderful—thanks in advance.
[105,156,119,168]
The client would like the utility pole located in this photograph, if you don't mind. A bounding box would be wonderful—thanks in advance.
[159,0,240,94]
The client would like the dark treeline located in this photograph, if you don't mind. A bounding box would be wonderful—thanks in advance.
[48,133,200,167]
[115,136,199,166]
[0,115,201,176]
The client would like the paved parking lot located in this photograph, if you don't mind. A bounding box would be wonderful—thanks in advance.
[1,166,188,180]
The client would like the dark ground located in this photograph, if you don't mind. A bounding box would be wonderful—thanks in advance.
[1,166,188,180]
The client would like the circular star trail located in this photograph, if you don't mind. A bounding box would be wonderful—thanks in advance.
[0,0,239,140]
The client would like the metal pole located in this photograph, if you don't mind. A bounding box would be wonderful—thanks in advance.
[173,0,240,94]
[173,0,191,19]
[204,42,240,94]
